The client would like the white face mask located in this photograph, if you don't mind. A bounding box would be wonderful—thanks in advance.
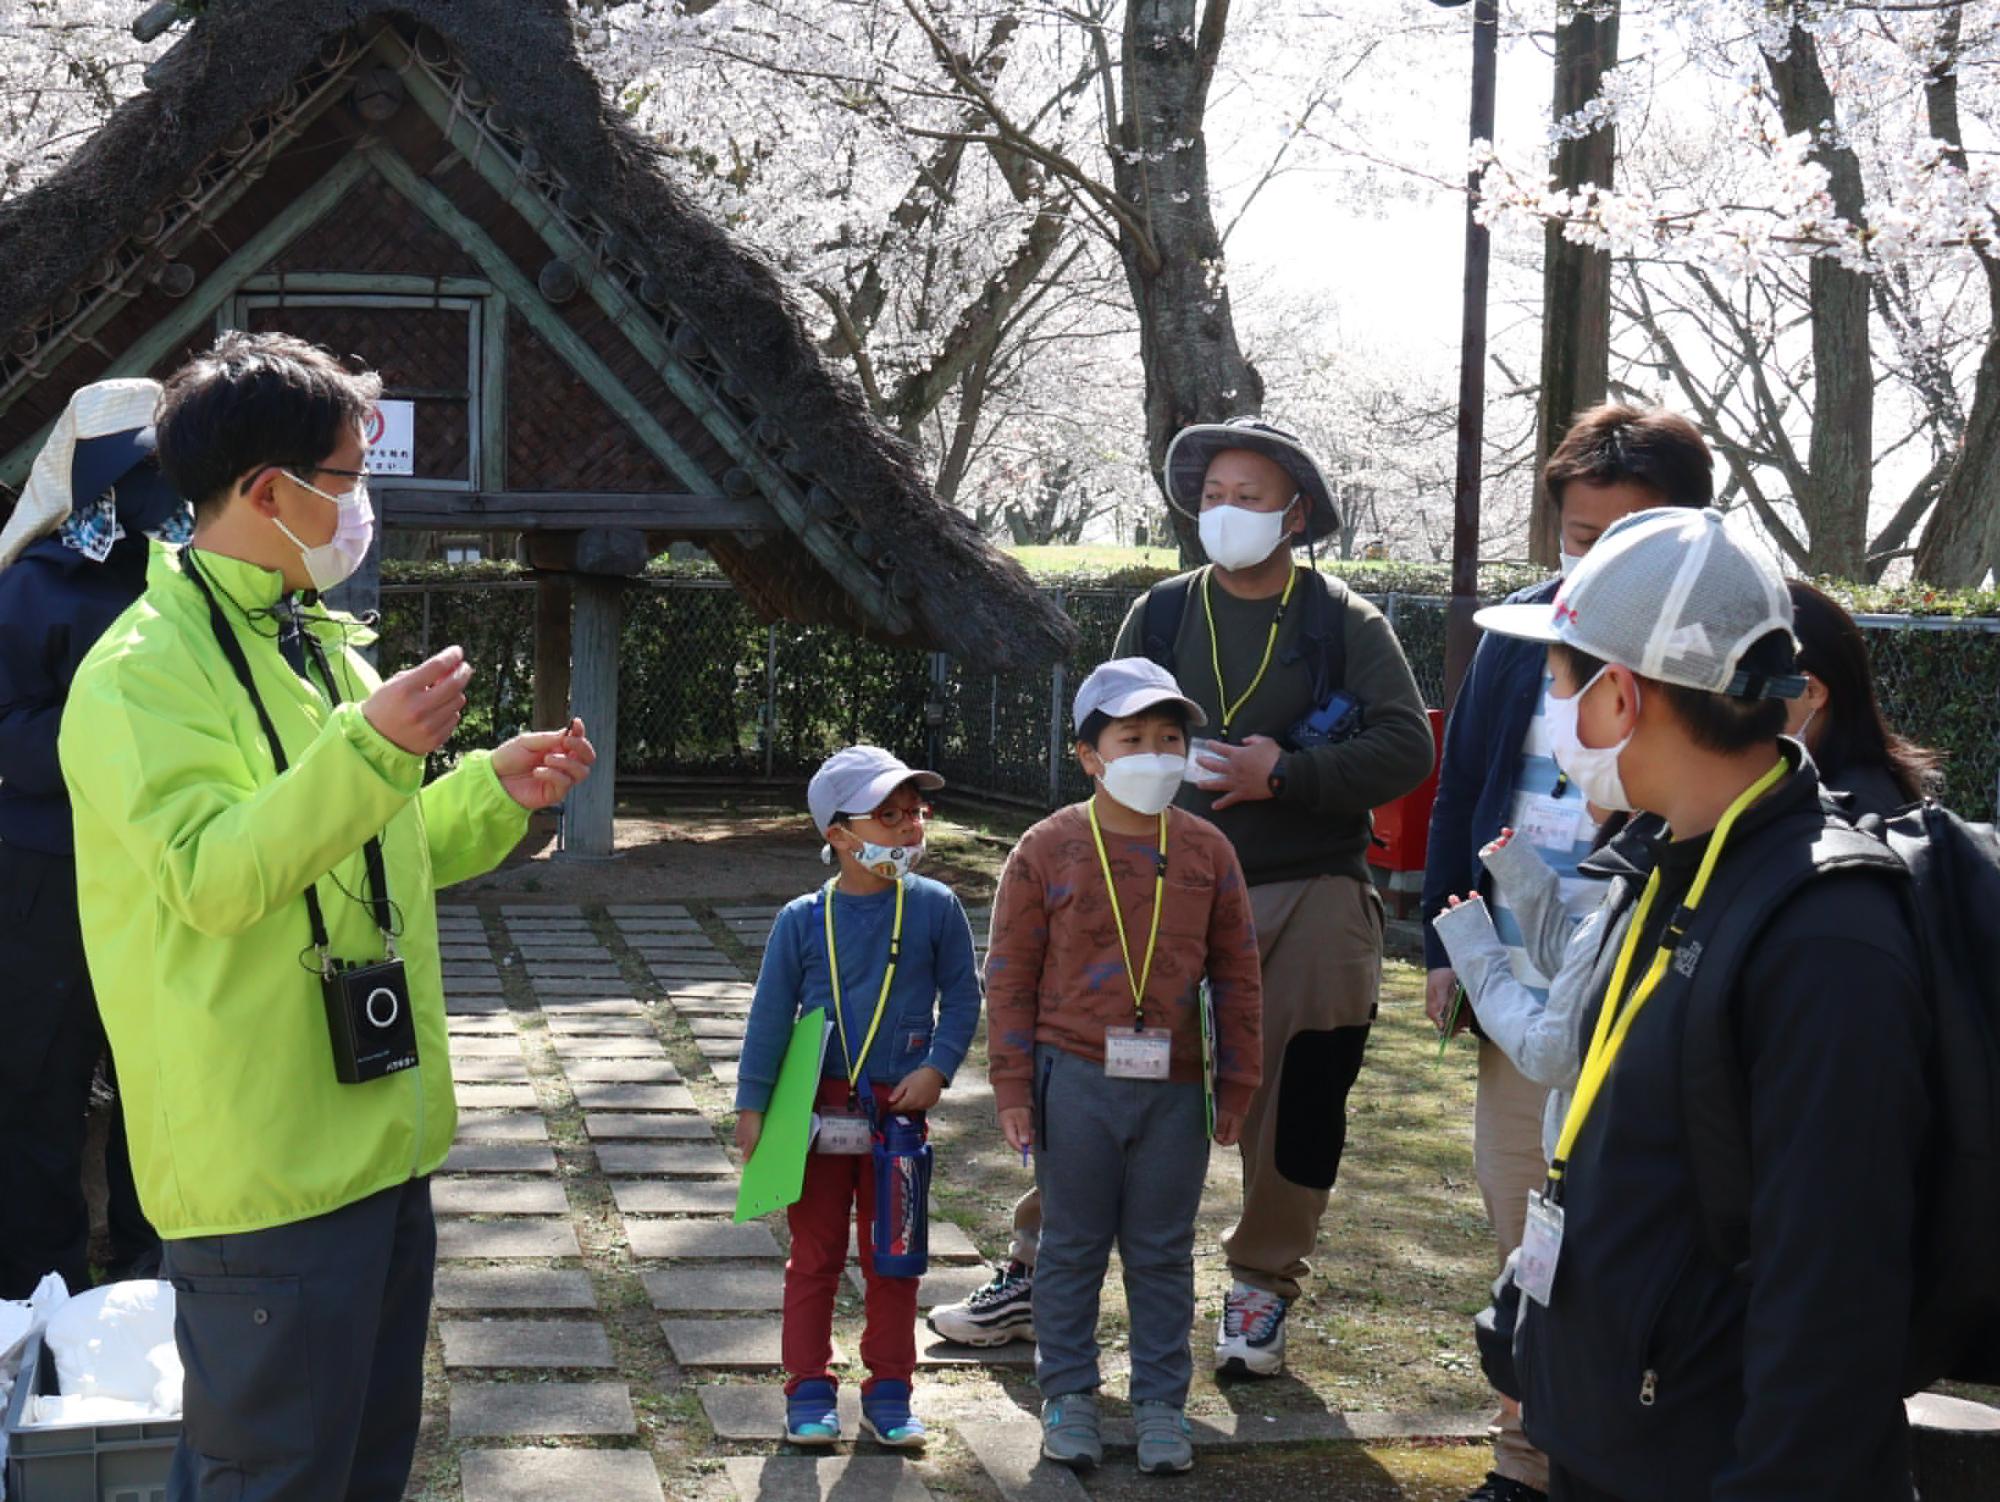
[1559,549,1587,578]
[824,836,925,881]
[1098,752,1187,816]
[1544,666,1640,813]
[272,470,374,594]
[1198,495,1296,572]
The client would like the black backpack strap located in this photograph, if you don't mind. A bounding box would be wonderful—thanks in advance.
[1296,570,1349,705]
[1677,821,1906,1267]
[1140,572,1198,676]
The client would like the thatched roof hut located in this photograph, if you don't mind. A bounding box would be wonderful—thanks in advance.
[0,0,1077,673]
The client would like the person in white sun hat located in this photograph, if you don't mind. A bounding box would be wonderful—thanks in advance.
[1477,507,1925,1502]
[0,377,183,1300]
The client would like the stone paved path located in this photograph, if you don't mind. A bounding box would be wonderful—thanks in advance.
[429,897,1483,1501]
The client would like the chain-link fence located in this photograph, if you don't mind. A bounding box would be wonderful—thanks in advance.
[377,576,2000,820]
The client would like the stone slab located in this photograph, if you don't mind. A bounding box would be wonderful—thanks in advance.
[440,1319,615,1369]
[611,1180,736,1215]
[685,1017,745,1040]
[514,944,616,960]
[433,1178,570,1216]
[454,1111,549,1143]
[608,904,693,917]
[439,944,496,961]
[442,1141,559,1175]
[560,1058,682,1084]
[501,903,585,916]
[544,1016,655,1037]
[532,978,641,997]
[453,1084,540,1111]
[699,1383,864,1441]
[668,981,754,999]
[448,1015,516,1034]
[722,1458,930,1502]
[596,1141,733,1177]
[623,1218,780,1260]
[571,1083,698,1113]
[449,1382,634,1438]
[642,1266,784,1312]
[848,1221,980,1264]
[693,1037,744,1061]
[460,1449,663,1502]
[443,966,502,984]
[450,1057,533,1084]
[586,1113,716,1140]
[524,964,626,982]
[958,1423,1090,1502]
[448,1036,526,1057]
[669,995,753,1019]
[661,1317,836,1371]
[650,963,746,982]
[847,1263,994,1307]
[446,992,507,1013]
[551,1037,671,1058]
[709,1062,740,1086]
[543,998,646,1016]
[434,1267,598,1310]
[629,933,717,950]
[436,1217,581,1260]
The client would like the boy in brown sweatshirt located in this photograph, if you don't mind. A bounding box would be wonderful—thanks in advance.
[986,657,1262,1477]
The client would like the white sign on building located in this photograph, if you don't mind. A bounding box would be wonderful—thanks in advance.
[364,400,415,476]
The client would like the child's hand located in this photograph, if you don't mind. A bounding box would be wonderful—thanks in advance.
[1213,1109,1245,1148]
[1479,826,1516,859]
[734,1110,764,1160]
[888,1065,945,1114]
[999,1106,1035,1153]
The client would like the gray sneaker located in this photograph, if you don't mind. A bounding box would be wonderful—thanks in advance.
[1133,1401,1194,1475]
[1040,1391,1103,1470]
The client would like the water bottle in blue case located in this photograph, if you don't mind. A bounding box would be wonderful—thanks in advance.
[870,1112,931,1278]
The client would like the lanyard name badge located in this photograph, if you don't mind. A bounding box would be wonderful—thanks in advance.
[1517,759,1789,1308]
[186,557,418,1085]
[814,875,905,1154]
[1090,800,1174,1080]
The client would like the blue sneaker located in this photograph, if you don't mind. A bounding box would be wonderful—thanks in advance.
[860,1379,927,1450]
[785,1378,840,1447]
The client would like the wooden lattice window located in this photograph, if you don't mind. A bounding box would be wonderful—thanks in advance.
[223,284,491,491]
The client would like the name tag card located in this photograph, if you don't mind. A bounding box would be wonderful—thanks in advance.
[1517,1190,1565,1306]
[1104,1027,1174,1080]
[1517,794,1584,853]
[813,1112,873,1155]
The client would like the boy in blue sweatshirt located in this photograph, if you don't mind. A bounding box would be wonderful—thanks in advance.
[734,746,982,1450]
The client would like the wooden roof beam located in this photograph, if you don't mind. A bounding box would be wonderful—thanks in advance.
[384,488,779,532]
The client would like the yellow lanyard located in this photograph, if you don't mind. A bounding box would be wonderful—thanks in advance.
[822,876,905,1090]
[1203,563,1298,737]
[1547,759,1787,1195]
[1087,799,1168,1028]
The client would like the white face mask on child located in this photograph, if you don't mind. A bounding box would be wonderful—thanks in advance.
[1098,752,1187,816]
[822,837,926,880]
[1543,666,1639,814]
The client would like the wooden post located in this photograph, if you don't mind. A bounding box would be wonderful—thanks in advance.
[564,577,622,859]
[533,574,572,730]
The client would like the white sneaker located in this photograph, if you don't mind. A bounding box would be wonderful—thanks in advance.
[1214,1281,1289,1377]
[926,1260,1035,1347]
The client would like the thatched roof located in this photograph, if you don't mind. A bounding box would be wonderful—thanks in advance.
[0,0,1078,669]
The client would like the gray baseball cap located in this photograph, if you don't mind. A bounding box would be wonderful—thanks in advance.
[1161,416,1339,544]
[1072,657,1208,732]
[1475,507,1805,699]
[806,746,944,835]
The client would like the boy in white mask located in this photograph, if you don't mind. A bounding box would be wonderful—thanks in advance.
[986,658,1263,1476]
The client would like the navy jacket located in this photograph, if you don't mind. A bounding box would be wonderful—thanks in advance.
[1421,576,1562,969]
[0,533,152,854]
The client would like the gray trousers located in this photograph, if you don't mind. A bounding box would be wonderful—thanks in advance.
[1031,1046,1210,1405]
[163,1176,435,1502]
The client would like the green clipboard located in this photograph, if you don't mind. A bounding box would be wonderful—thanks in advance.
[735,1014,834,1222]
[1435,982,1469,1063]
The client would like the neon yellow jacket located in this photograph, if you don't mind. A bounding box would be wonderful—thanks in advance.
[59,546,527,1238]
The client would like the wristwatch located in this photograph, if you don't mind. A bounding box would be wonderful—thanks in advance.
[1267,757,1288,800]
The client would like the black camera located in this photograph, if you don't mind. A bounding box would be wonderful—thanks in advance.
[322,958,419,1084]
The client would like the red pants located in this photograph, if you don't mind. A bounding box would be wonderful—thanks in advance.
[782,1079,919,1395]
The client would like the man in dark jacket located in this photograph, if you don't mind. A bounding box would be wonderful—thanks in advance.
[0,379,178,1297]
[1477,507,1924,1502]
[1421,405,1716,1501]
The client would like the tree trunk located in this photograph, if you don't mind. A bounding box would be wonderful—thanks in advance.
[1531,0,1618,567]
[1110,0,1263,563]
[1764,21,1872,579]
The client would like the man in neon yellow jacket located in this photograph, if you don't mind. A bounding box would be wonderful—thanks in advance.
[59,331,594,1502]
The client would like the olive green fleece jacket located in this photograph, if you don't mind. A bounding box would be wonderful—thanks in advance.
[1113,566,1435,886]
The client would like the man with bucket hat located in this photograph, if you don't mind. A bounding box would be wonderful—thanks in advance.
[0,378,181,1298]
[1480,508,1924,1501]
[933,418,1435,1370]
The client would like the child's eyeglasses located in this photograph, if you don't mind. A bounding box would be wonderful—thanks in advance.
[865,803,933,831]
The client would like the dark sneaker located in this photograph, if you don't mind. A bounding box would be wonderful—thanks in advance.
[784,1378,840,1447]
[860,1378,926,1450]
[1462,1473,1548,1502]
[927,1259,1034,1347]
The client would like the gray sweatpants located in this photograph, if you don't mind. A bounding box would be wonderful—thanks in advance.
[1031,1045,1210,1405]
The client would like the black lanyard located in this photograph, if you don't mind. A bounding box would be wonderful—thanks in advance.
[184,555,396,965]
